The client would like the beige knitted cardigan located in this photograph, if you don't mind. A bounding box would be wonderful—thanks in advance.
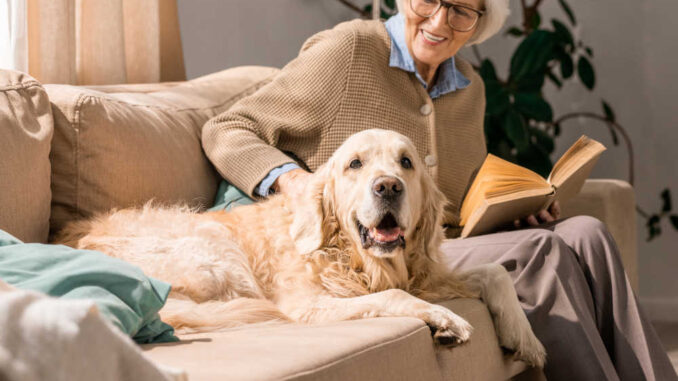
[202,19,487,236]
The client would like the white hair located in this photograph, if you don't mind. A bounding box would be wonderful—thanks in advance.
[394,0,510,45]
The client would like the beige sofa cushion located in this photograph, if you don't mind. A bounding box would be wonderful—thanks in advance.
[0,70,53,243]
[142,298,530,380]
[45,66,279,235]
[436,299,530,380]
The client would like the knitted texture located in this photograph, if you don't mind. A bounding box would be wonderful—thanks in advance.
[202,19,487,234]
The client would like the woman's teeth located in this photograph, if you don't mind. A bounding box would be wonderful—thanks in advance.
[422,30,445,43]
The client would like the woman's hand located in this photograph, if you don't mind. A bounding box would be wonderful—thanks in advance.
[272,168,312,198]
[514,201,562,228]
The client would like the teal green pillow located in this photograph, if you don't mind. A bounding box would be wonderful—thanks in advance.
[209,179,255,211]
[0,230,177,344]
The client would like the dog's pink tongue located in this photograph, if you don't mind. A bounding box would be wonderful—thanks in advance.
[370,227,402,243]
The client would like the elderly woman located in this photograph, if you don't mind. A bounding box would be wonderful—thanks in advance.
[202,0,676,380]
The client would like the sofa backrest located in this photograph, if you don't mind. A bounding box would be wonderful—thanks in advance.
[45,66,279,238]
[0,70,53,243]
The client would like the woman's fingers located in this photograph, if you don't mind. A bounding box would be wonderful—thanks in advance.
[538,209,555,222]
[526,214,540,226]
[515,201,561,229]
[549,200,562,219]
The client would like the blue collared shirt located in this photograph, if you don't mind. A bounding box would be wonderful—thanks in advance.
[385,13,470,99]
[255,13,470,196]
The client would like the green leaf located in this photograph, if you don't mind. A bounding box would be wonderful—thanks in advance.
[606,122,619,146]
[516,74,545,92]
[510,30,556,80]
[602,100,616,122]
[530,127,555,154]
[551,19,574,48]
[553,122,561,136]
[384,0,396,10]
[514,92,554,122]
[546,70,563,88]
[558,0,577,25]
[529,11,542,30]
[559,52,574,79]
[670,215,678,230]
[577,56,595,89]
[516,144,553,177]
[505,27,524,37]
[485,80,510,116]
[661,189,672,212]
[479,59,498,82]
[585,46,594,57]
[504,109,529,150]
[647,214,661,241]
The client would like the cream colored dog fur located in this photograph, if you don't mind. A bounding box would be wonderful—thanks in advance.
[56,129,546,367]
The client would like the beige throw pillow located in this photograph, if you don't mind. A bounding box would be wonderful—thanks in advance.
[0,70,53,243]
[46,66,279,236]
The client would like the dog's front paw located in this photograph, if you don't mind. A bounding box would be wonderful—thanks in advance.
[509,329,547,369]
[423,305,473,347]
[495,315,546,368]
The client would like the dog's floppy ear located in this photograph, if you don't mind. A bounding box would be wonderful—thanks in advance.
[415,172,448,260]
[289,164,332,255]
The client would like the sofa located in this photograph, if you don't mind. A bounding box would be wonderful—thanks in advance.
[0,67,638,380]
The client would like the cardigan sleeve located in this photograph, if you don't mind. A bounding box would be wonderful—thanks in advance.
[202,27,356,197]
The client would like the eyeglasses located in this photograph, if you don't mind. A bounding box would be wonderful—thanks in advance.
[409,0,484,32]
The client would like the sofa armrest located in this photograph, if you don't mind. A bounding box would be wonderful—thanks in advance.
[560,179,638,291]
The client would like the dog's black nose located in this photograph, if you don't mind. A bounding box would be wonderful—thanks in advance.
[372,176,403,200]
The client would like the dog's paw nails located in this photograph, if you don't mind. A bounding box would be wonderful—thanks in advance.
[504,333,546,368]
[513,340,547,368]
[427,319,473,347]
[432,328,465,347]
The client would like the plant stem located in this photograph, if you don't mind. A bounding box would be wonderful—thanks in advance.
[522,0,543,32]
[552,112,634,185]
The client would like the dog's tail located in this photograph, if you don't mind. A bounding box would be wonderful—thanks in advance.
[160,296,292,334]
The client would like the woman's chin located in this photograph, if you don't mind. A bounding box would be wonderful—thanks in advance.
[412,46,445,69]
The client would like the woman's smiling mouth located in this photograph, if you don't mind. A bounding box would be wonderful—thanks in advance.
[421,29,446,44]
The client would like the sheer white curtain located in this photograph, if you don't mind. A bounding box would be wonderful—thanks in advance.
[26,0,186,85]
[0,0,28,72]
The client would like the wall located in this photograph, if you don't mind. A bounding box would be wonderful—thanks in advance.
[177,0,678,320]
[177,0,366,77]
[475,1,678,321]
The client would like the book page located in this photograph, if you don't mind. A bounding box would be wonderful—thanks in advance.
[548,135,606,203]
[460,154,550,226]
[461,189,555,238]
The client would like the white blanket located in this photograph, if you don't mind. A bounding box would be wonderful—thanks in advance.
[0,280,186,381]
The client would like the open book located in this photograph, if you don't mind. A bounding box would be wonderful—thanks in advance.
[459,135,606,238]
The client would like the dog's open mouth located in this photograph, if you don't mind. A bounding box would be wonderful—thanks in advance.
[357,213,405,252]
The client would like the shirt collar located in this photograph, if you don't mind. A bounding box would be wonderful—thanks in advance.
[384,13,470,99]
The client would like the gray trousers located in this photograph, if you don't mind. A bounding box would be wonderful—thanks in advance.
[440,216,677,381]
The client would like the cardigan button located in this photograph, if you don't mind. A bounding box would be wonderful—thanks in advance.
[424,154,437,167]
[419,103,432,116]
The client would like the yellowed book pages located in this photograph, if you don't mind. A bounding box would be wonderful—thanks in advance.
[459,135,606,238]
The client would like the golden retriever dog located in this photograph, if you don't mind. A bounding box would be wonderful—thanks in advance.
[56,129,546,367]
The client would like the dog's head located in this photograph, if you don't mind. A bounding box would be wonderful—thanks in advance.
[290,129,447,263]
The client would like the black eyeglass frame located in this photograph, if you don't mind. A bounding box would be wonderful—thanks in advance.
[409,0,485,32]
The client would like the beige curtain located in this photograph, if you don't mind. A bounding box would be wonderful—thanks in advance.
[27,0,185,85]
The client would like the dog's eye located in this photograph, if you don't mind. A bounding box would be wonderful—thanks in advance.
[401,157,413,169]
[349,159,362,169]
